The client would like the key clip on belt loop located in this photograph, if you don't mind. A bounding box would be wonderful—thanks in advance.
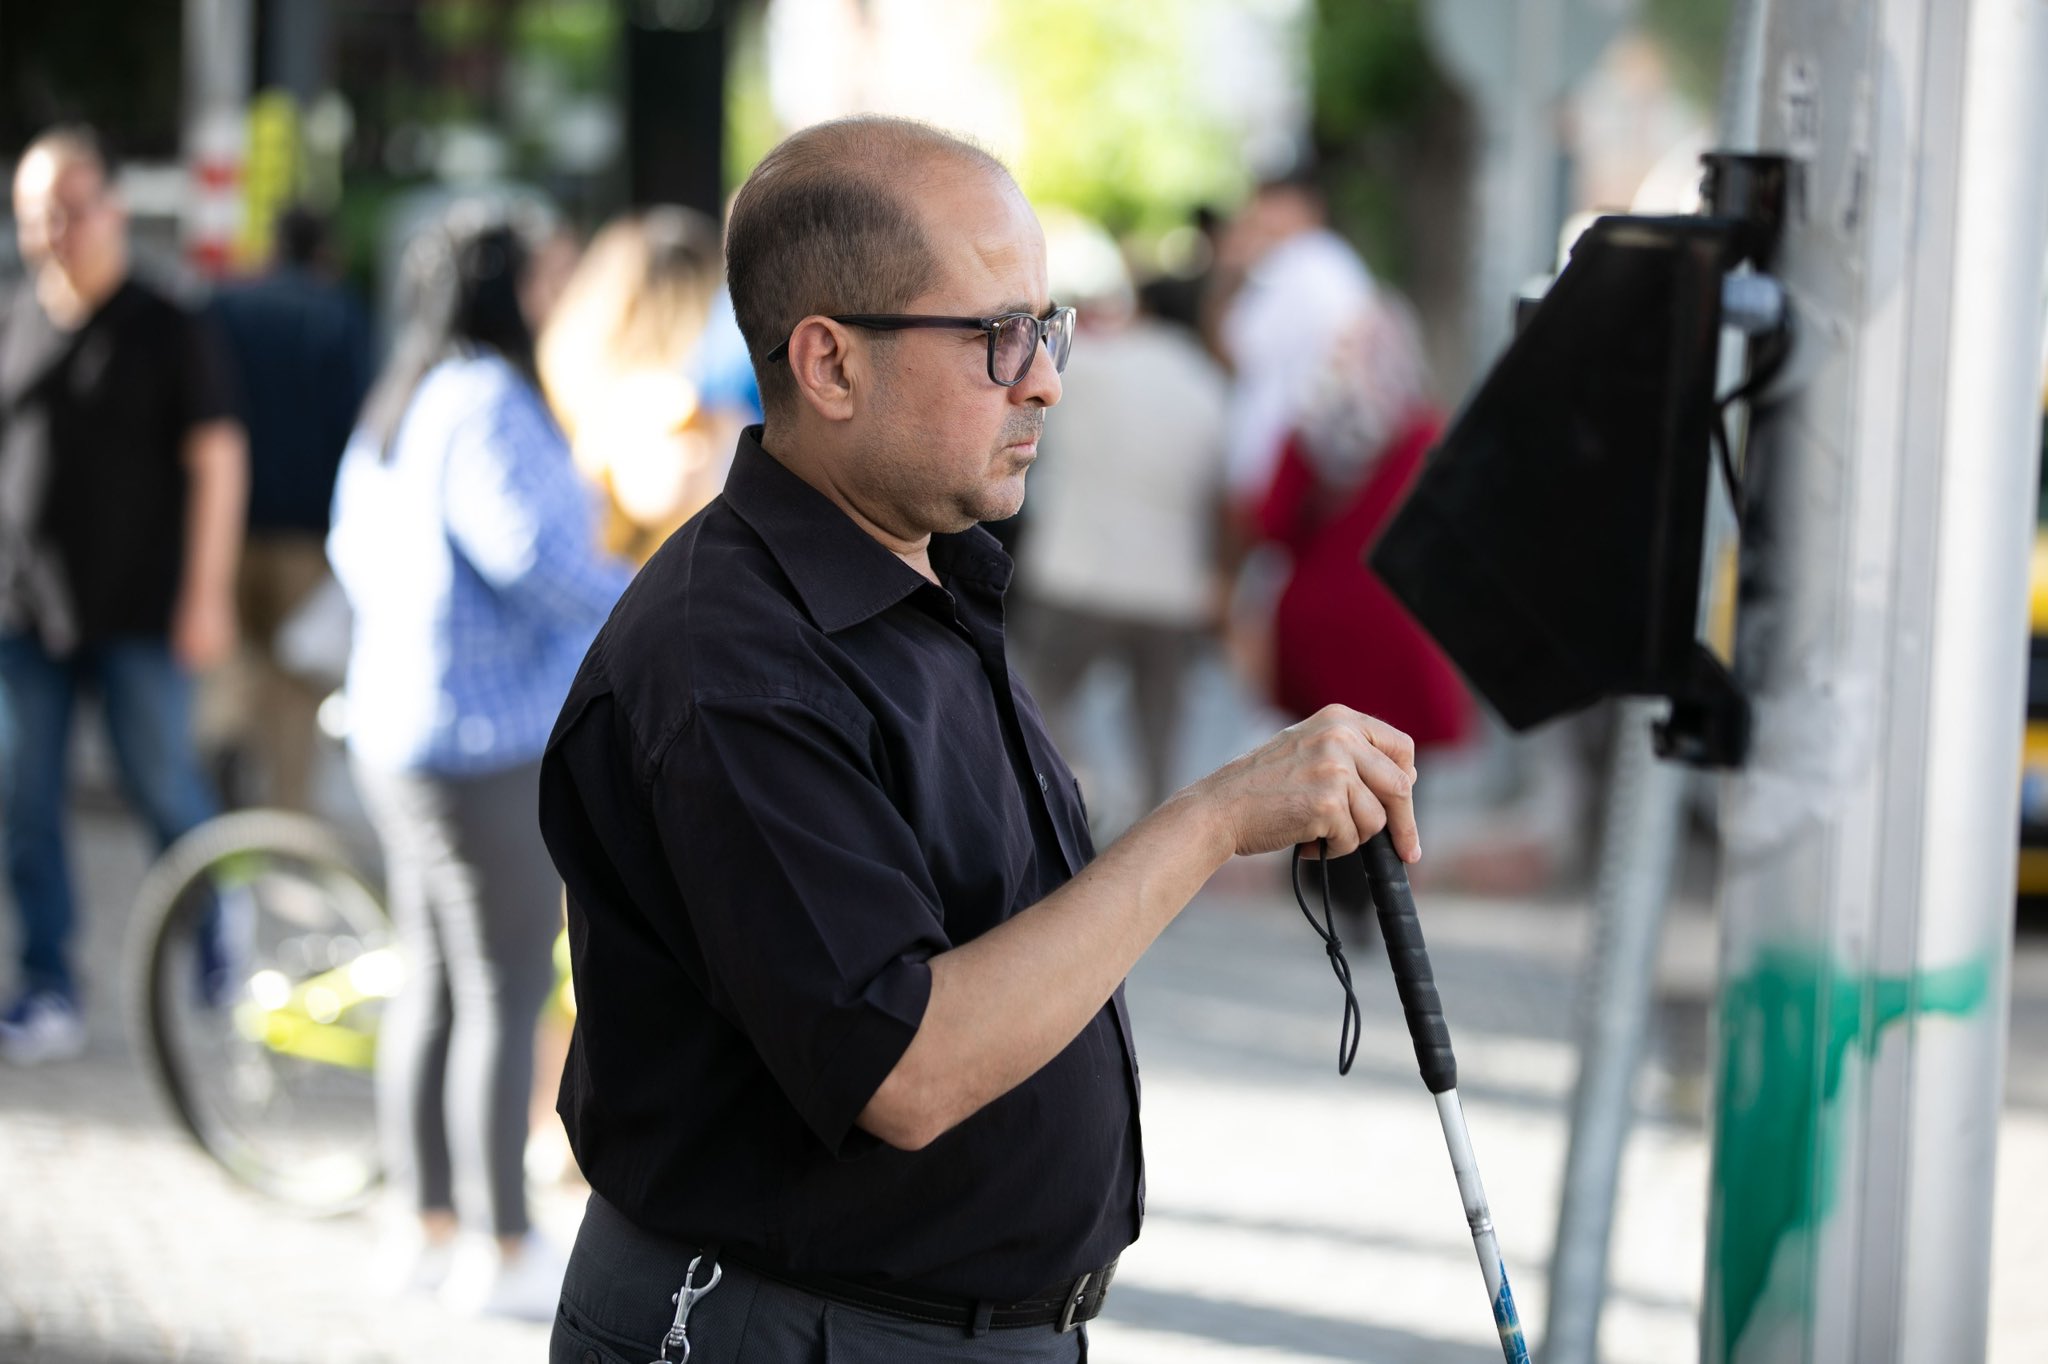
[653,1253,722,1364]
[1056,1270,1093,1334]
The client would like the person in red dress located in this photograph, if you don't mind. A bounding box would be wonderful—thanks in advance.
[1252,293,1473,913]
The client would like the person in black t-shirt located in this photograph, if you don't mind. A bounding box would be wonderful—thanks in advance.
[0,127,248,1065]
[540,117,1423,1364]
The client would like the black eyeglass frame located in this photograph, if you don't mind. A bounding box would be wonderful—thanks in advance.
[765,306,1076,387]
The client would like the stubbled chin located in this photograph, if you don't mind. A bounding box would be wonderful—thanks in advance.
[975,468,1029,524]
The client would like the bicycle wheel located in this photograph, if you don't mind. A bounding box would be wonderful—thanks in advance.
[130,810,393,1215]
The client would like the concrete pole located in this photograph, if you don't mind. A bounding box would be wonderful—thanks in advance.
[1705,1,2048,1360]
[1474,0,1566,378]
[181,0,256,275]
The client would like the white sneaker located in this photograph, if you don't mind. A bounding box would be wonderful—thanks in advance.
[438,1231,566,1323]
[0,991,86,1066]
[371,1226,457,1298]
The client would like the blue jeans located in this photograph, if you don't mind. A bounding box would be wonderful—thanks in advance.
[0,631,218,999]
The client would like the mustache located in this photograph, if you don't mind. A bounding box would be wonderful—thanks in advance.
[1001,415,1045,446]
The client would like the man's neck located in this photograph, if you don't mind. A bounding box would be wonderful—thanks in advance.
[759,424,941,585]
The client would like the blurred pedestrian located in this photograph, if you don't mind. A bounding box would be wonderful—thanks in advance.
[1252,291,1474,912]
[1207,168,1376,506]
[328,204,631,1319]
[1016,263,1230,828]
[0,127,246,1064]
[206,205,372,810]
[536,205,738,564]
[1204,170,1378,705]
[1133,203,1222,335]
[540,116,1419,1364]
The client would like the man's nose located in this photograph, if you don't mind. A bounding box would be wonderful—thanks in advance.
[1012,338,1062,408]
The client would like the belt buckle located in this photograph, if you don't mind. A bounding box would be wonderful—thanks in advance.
[1055,1270,1093,1334]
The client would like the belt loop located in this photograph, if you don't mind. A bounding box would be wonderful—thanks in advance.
[969,1299,995,1337]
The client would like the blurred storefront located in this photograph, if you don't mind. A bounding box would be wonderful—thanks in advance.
[0,0,729,291]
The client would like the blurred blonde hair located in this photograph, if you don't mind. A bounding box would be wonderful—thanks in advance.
[539,206,722,445]
[538,207,729,561]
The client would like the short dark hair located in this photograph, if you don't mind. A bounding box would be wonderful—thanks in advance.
[357,205,539,458]
[725,117,1009,419]
[1254,163,1328,219]
[274,204,328,269]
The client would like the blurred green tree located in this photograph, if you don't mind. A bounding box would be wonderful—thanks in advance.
[1306,0,1462,288]
[1643,0,1734,110]
[990,0,1245,236]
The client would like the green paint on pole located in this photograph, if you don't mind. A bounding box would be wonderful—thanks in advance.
[1709,946,1990,1358]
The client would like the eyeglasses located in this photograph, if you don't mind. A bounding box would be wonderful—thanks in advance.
[766,306,1076,387]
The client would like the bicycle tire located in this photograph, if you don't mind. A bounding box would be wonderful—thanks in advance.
[128,809,392,1215]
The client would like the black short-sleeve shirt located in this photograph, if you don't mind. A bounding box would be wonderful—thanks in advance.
[540,428,1144,1302]
[0,278,237,647]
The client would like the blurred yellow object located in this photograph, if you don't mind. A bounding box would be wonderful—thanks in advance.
[2020,651,2048,896]
[553,923,577,1020]
[2031,538,2048,632]
[2020,431,2048,894]
[2010,383,2048,897]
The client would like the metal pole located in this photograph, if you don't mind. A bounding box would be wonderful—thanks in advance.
[1541,7,1772,1360]
[1705,0,2048,1360]
[1540,702,1687,1364]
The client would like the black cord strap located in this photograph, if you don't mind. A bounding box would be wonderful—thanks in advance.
[1290,839,1362,1075]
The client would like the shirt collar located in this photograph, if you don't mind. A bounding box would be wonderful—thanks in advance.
[722,426,1014,633]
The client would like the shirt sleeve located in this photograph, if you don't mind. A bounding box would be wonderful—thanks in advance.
[444,380,634,628]
[650,689,941,1154]
[178,305,241,433]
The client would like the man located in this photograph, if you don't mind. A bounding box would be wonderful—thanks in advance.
[540,117,1419,1364]
[207,205,371,810]
[1207,169,1376,504]
[0,128,246,1063]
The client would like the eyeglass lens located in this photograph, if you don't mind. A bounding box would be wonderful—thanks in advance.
[993,310,1074,385]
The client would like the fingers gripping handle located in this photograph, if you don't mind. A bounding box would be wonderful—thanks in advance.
[1363,832,1457,1094]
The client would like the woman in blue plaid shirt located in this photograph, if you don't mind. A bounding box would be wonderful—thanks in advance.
[328,205,632,1320]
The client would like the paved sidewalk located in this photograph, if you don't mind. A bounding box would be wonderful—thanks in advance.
[3,801,2046,1362]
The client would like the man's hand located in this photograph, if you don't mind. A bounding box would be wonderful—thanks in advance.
[171,586,236,670]
[858,702,1420,1150]
[1187,704,1420,863]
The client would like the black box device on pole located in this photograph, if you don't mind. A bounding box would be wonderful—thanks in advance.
[1368,154,1789,768]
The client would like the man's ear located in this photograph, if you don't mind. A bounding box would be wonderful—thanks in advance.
[785,317,860,423]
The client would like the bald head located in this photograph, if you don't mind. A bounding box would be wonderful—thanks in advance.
[16,126,107,187]
[13,125,125,296]
[726,117,1014,420]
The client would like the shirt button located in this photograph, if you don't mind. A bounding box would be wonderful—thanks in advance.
[582,1351,600,1364]
[1037,771,1049,792]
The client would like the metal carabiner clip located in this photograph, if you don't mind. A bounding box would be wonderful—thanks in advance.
[652,1253,722,1364]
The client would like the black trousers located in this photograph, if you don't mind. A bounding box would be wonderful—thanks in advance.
[551,1194,1089,1364]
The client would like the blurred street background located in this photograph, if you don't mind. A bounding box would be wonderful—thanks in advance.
[4,1,2048,1361]
[6,687,2048,1362]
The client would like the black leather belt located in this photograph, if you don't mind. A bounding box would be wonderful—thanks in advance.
[730,1254,1118,1333]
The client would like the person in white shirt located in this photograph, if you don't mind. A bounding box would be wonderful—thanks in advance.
[1015,278,1230,822]
[1210,173,1376,505]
